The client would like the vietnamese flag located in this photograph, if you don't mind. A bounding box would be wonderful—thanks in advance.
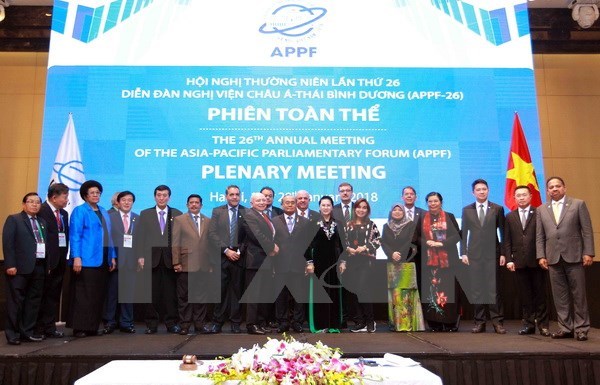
[504,113,543,210]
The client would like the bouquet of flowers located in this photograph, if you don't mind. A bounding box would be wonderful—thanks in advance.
[197,335,364,384]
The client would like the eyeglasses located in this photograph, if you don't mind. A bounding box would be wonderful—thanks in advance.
[339,189,352,193]
[25,200,41,204]
[88,191,101,196]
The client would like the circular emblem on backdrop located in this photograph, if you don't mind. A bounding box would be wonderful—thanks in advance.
[53,160,85,191]
[259,3,327,38]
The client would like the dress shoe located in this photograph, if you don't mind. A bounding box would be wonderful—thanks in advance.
[471,324,486,333]
[539,328,551,337]
[551,330,574,339]
[197,326,214,335]
[179,328,190,335]
[230,323,241,334]
[21,335,44,342]
[518,326,535,335]
[102,325,116,335]
[576,332,588,341]
[209,324,222,334]
[247,325,265,335]
[144,328,157,335]
[277,325,289,334]
[268,321,279,329]
[7,338,21,345]
[73,331,87,338]
[119,326,136,334]
[291,323,304,333]
[167,325,182,334]
[493,324,506,334]
[45,330,65,338]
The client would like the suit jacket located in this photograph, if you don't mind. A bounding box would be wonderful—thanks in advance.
[172,212,211,272]
[135,205,182,268]
[38,202,69,271]
[333,202,354,226]
[70,202,116,267]
[504,207,538,268]
[240,208,276,270]
[272,213,311,273]
[2,212,47,274]
[267,206,284,218]
[406,206,425,223]
[536,196,595,264]
[109,210,140,270]
[460,201,505,260]
[297,208,319,223]
[207,204,246,258]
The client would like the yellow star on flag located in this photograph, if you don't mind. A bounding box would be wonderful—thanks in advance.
[506,151,540,192]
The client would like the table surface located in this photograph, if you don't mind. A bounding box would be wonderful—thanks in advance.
[75,359,442,385]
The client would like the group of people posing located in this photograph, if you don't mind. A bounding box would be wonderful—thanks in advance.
[2,176,594,345]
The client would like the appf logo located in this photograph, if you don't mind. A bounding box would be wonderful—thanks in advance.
[259,2,327,58]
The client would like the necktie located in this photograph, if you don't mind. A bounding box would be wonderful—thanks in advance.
[261,212,275,236]
[287,215,294,234]
[229,207,237,247]
[520,209,527,230]
[55,209,63,231]
[267,208,272,218]
[301,210,306,218]
[31,217,43,243]
[478,204,485,226]
[552,202,561,223]
[159,210,166,233]
[123,213,129,234]
[194,215,201,236]
[344,205,350,222]
[408,209,414,221]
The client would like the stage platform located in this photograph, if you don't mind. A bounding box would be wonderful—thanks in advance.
[1,320,599,385]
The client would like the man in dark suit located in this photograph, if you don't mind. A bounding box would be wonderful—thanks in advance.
[2,192,47,345]
[172,194,214,335]
[260,186,283,329]
[333,182,354,229]
[104,191,139,334]
[402,186,425,223]
[296,190,319,222]
[35,183,69,339]
[504,185,549,337]
[272,194,312,333]
[332,182,355,328]
[240,192,279,335]
[261,186,284,218]
[207,185,246,334]
[461,179,506,334]
[135,185,182,334]
[537,176,595,341]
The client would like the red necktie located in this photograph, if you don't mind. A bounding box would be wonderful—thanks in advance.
[55,209,62,231]
[261,213,274,235]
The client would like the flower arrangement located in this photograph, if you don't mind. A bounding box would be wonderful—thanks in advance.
[197,335,364,384]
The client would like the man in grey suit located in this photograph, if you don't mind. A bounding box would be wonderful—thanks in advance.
[536,176,595,341]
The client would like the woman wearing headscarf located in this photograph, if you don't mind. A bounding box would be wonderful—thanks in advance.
[381,203,425,332]
[67,180,116,337]
[413,192,461,332]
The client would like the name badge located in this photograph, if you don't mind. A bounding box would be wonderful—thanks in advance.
[58,232,67,247]
[123,234,133,248]
[36,242,46,259]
